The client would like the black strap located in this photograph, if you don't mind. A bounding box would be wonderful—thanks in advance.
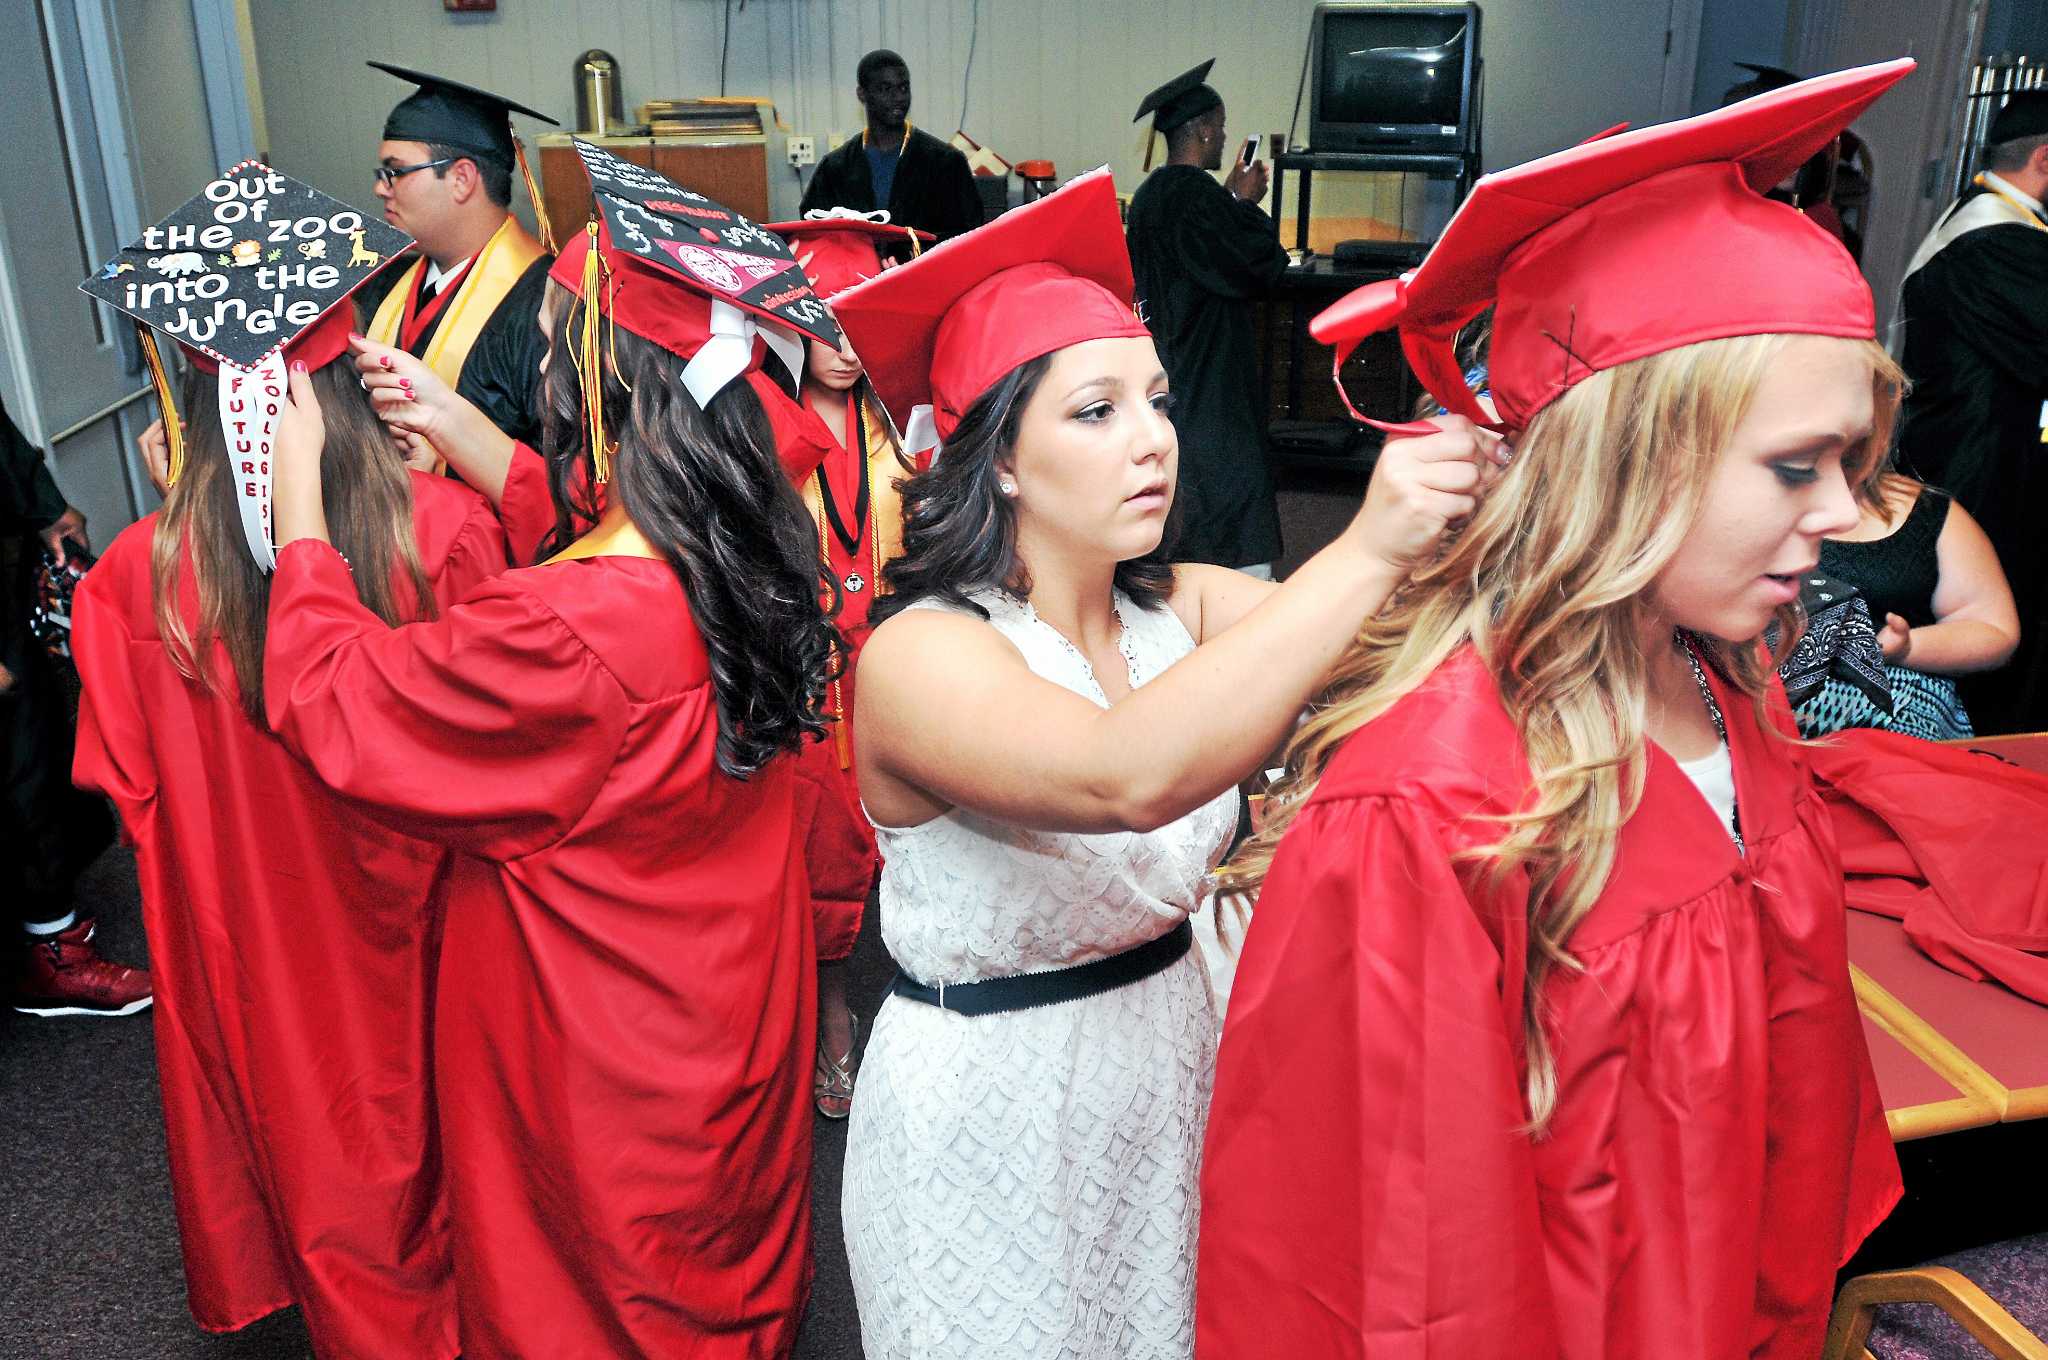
[816,400,870,557]
[889,920,1194,1018]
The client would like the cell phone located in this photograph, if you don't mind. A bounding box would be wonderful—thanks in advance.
[1239,135,1260,169]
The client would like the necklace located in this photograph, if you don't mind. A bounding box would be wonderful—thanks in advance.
[814,397,872,592]
[1675,630,1743,854]
[861,120,911,155]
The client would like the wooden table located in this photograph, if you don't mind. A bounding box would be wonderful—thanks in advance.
[1853,733,2048,1141]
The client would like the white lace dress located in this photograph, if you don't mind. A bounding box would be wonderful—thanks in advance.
[843,587,1239,1359]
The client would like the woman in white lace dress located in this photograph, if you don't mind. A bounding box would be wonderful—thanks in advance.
[826,170,1503,1358]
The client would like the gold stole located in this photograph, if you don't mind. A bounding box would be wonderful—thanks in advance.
[545,511,664,564]
[802,390,910,580]
[367,216,546,390]
[804,390,911,765]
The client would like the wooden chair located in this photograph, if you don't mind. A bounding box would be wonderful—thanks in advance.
[1824,1267,2048,1360]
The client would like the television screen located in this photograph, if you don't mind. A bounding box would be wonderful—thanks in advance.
[1318,10,1472,129]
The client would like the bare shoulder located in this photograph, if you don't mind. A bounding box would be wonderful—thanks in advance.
[858,600,1030,688]
[1166,562,1281,643]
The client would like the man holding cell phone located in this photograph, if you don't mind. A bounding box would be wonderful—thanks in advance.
[1127,60,1292,577]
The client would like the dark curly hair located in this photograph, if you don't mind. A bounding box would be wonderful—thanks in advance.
[871,354,1180,628]
[538,281,841,777]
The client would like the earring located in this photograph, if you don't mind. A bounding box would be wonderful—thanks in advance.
[998,478,1018,496]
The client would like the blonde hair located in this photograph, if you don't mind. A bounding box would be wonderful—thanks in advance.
[1221,332,1903,1128]
[152,363,436,724]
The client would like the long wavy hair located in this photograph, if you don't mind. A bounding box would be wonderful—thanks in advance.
[537,280,839,778]
[1222,332,1905,1129]
[871,354,1180,627]
[151,363,434,724]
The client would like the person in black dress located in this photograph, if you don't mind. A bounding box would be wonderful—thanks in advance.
[1795,469,2019,741]
[1895,92,2048,732]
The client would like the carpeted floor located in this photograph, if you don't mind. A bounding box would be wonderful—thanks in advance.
[0,475,1363,1360]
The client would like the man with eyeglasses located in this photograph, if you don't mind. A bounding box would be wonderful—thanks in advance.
[360,63,558,449]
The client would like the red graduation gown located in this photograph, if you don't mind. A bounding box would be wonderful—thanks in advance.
[263,540,817,1359]
[1811,727,2048,1002]
[69,471,519,1358]
[1196,648,1899,1360]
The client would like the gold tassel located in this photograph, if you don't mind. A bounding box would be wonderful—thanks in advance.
[515,138,557,255]
[907,229,922,259]
[572,223,611,483]
[137,324,185,486]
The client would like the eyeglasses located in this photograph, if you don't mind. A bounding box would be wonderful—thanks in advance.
[374,157,457,189]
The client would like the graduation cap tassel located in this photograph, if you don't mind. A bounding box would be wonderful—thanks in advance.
[514,138,557,255]
[573,223,611,484]
[136,324,186,487]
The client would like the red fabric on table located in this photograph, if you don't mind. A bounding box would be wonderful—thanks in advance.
[1197,648,1899,1360]
[1846,910,2048,1103]
[1812,728,2048,1004]
[69,470,518,1357]
[262,542,816,1359]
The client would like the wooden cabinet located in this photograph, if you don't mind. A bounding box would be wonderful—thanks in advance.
[536,135,772,242]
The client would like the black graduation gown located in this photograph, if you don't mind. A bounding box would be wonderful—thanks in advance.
[1897,187,2048,733]
[799,128,983,242]
[0,397,112,924]
[357,252,552,449]
[1126,164,1290,568]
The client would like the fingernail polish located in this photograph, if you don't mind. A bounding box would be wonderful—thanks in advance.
[291,361,307,373]
[381,356,394,369]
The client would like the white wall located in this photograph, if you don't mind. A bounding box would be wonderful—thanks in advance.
[250,0,1697,221]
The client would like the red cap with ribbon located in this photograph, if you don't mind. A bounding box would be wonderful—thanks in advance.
[78,160,413,567]
[761,210,935,299]
[547,139,843,479]
[828,168,1151,455]
[1312,58,1914,437]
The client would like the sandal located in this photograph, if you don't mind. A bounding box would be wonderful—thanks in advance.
[813,1010,859,1119]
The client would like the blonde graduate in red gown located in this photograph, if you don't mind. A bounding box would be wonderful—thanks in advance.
[1197,64,1913,1360]
[260,150,848,1356]
[68,167,540,1358]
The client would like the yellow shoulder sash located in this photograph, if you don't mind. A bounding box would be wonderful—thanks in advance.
[544,515,665,564]
[366,215,546,389]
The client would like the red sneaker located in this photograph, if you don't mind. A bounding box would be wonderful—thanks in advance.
[14,919,153,1017]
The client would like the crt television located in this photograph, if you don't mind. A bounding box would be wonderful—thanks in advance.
[1308,3,1481,154]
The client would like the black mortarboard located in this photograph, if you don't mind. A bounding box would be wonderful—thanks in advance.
[79,161,411,564]
[1734,62,1802,89]
[1720,61,1803,108]
[1134,59,1221,134]
[371,61,558,166]
[1988,91,2048,147]
[548,139,842,479]
[82,161,408,370]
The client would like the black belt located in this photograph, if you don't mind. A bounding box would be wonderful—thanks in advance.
[889,920,1194,1018]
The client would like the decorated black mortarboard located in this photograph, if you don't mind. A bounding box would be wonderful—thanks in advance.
[548,138,843,480]
[1134,59,1222,170]
[79,160,411,567]
[371,61,560,250]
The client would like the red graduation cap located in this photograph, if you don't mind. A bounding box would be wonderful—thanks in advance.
[829,168,1150,449]
[548,139,845,477]
[1312,58,1914,436]
[761,210,935,299]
